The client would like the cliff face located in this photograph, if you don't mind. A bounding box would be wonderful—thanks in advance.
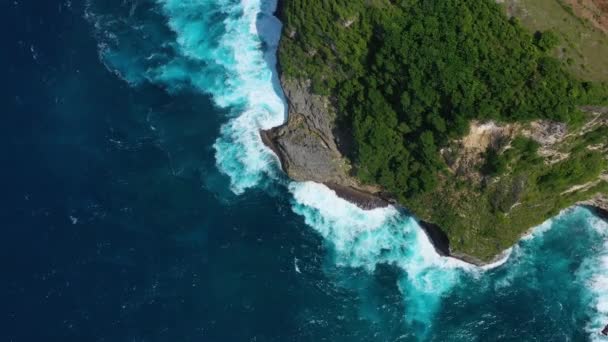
[581,193,608,219]
[261,77,389,210]
[262,78,344,185]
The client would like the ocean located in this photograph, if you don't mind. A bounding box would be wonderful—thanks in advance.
[2,0,608,341]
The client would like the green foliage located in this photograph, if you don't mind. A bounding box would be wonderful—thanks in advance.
[279,0,608,261]
[534,30,560,51]
[482,148,507,176]
[504,137,542,170]
[279,0,608,202]
[582,126,608,146]
[538,151,606,191]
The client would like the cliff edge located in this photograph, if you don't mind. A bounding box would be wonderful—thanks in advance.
[266,0,608,265]
[261,77,390,210]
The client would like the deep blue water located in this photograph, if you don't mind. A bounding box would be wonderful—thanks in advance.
[3,1,608,341]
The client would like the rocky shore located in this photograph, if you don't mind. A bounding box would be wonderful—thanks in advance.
[581,196,608,220]
[260,72,608,266]
[260,77,388,204]
[260,76,487,264]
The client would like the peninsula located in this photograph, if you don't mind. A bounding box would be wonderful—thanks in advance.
[263,0,608,264]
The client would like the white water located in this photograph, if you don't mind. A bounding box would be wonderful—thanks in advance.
[200,2,608,336]
[289,182,471,327]
[154,0,287,194]
[582,216,608,341]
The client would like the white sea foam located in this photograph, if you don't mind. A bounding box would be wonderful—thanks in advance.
[479,247,513,271]
[209,0,286,193]
[582,216,608,341]
[86,0,285,193]
[154,0,286,193]
[153,0,481,327]
[290,182,471,327]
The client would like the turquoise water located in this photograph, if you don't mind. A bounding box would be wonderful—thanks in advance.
[3,0,608,340]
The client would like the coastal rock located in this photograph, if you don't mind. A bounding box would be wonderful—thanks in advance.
[261,77,345,183]
[580,194,608,220]
[260,77,387,209]
[442,121,518,182]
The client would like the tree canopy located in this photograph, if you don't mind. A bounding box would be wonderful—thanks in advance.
[279,0,608,201]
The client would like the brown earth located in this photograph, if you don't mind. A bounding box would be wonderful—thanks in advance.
[563,0,608,33]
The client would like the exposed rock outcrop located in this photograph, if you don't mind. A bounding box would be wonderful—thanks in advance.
[442,121,518,181]
[580,194,608,220]
[260,77,389,209]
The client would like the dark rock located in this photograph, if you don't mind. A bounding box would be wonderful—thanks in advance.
[418,221,451,257]
[325,183,389,210]
[261,77,383,196]
[579,195,608,221]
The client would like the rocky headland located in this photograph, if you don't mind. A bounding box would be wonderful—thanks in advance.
[264,0,608,266]
[261,76,608,266]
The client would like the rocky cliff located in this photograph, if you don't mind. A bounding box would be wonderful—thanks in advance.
[261,77,390,210]
[261,76,608,266]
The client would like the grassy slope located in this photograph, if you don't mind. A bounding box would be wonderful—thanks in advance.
[502,0,608,82]
[405,117,608,261]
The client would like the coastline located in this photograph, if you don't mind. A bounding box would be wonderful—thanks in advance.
[585,205,608,221]
[261,112,608,267]
[266,0,607,268]
[261,115,608,267]
[262,127,490,265]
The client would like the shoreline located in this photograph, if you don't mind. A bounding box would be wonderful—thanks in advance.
[262,128,608,266]
[266,0,607,268]
[261,127,489,265]
[585,205,608,221]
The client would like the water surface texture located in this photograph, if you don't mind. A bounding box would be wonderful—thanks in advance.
[3,0,608,341]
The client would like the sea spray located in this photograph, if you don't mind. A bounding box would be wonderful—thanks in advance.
[581,215,608,341]
[290,182,469,332]
[86,0,285,193]
[86,0,488,330]
[156,0,286,193]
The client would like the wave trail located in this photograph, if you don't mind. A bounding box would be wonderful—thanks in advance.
[86,0,285,193]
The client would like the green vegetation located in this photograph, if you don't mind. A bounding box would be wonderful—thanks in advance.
[539,151,605,190]
[406,130,607,260]
[501,0,608,82]
[278,0,608,261]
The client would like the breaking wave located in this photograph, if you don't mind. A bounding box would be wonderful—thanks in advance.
[85,0,285,193]
[290,182,470,332]
[581,215,608,341]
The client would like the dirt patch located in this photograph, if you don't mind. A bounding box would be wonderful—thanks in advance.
[563,0,608,33]
[461,122,517,151]
[442,121,518,180]
[442,119,577,179]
